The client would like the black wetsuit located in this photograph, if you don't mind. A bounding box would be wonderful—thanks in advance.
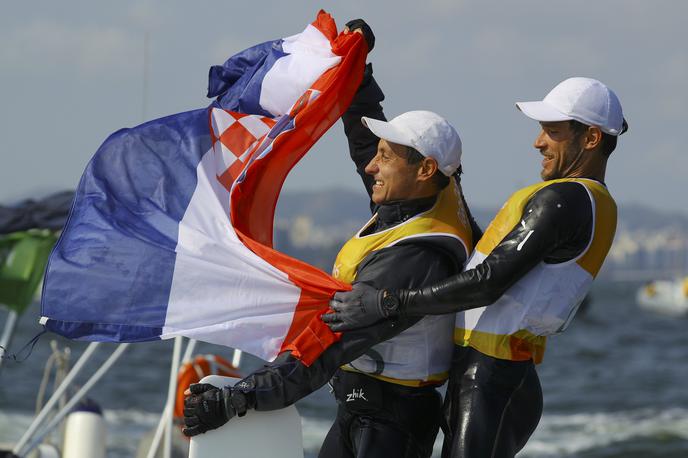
[396,180,596,458]
[231,65,478,457]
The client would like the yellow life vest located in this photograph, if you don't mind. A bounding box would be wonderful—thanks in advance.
[454,178,617,364]
[333,179,473,386]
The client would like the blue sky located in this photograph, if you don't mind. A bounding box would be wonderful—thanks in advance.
[1,1,686,213]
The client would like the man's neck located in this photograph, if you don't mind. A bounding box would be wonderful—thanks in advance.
[564,156,608,183]
[367,194,438,234]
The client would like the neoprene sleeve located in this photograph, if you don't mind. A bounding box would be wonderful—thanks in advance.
[342,63,386,206]
[400,181,595,316]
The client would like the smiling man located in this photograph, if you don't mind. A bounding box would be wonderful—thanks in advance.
[183,21,481,458]
[186,108,475,458]
[324,77,627,458]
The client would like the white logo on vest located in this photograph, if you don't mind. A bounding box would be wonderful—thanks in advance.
[346,388,368,402]
[517,220,535,252]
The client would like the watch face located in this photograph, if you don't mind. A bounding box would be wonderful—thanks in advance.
[382,293,399,312]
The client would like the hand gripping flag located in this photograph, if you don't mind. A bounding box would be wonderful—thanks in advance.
[40,11,366,365]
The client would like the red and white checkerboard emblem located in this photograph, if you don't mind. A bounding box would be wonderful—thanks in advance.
[210,108,276,191]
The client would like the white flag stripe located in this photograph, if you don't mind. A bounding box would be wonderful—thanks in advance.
[164,148,300,360]
[282,24,336,57]
[259,25,341,117]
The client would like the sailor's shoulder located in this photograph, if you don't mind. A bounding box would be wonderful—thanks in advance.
[355,239,458,290]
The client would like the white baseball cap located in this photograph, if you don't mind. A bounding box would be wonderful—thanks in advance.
[361,111,462,176]
[516,77,626,136]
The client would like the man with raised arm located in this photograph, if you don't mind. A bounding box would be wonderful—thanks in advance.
[323,77,627,458]
[182,21,480,458]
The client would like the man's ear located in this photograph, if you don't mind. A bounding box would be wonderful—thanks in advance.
[583,126,603,151]
[417,157,439,182]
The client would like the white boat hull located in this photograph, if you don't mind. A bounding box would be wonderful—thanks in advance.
[189,375,304,458]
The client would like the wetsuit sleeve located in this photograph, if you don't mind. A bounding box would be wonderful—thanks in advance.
[341,63,386,208]
[236,242,459,411]
[400,181,593,316]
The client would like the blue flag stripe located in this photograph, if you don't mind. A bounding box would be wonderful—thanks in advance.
[41,109,210,338]
[208,39,287,117]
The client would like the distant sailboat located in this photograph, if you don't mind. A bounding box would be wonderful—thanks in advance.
[637,277,688,316]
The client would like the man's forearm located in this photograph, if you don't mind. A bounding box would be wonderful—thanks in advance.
[399,185,591,316]
[342,64,385,201]
[239,315,416,411]
[400,259,521,315]
[400,222,554,315]
[237,352,328,411]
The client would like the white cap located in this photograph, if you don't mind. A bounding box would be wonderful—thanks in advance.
[361,111,462,176]
[516,77,626,136]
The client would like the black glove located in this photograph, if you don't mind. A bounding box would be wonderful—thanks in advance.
[182,383,250,437]
[322,282,402,332]
[345,19,375,52]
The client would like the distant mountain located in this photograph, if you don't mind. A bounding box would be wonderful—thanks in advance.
[276,187,499,229]
[275,188,688,275]
[616,203,688,232]
[278,188,688,234]
[276,188,371,226]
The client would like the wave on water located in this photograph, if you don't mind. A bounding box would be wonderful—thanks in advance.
[3,407,688,457]
[522,407,688,457]
[306,407,688,457]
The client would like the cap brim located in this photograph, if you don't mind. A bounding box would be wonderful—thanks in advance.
[515,101,572,122]
[361,117,414,149]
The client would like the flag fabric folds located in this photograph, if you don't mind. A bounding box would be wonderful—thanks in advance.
[40,11,366,365]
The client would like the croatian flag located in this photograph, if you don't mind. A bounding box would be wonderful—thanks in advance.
[40,11,366,365]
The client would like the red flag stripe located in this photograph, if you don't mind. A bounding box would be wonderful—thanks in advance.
[230,13,366,365]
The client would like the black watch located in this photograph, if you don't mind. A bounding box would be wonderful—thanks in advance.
[380,291,400,317]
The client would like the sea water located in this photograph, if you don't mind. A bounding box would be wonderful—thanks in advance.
[1,280,687,457]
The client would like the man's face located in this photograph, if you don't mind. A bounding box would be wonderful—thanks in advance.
[533,121,586,180]
[365,139,421,204]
